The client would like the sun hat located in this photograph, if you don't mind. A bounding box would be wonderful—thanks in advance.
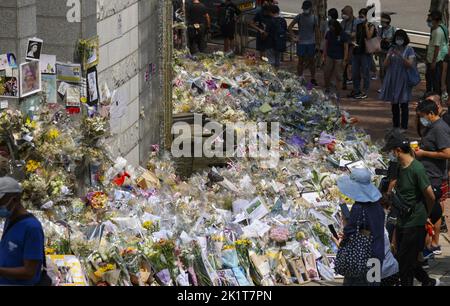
[337,168,382,203]
[0,177,22,200]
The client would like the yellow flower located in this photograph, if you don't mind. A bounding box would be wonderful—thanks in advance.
[223,245,236,251]
[235,239,252,247]
[45,247,56,255]
[26,160,41,173]
[143,221,154,230]
[25,118,37,129]
[47,128,60,140]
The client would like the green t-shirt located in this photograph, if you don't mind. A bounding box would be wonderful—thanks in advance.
[396,160,431,228]
[427,24,449,63]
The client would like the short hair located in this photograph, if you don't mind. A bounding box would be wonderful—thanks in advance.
[270,5,280,14]
[328,8,339,20]
[430,10,442,22]
[329,19,343,36]
[417,99,439,115]
[393,29,410,46]
[359,8,368,17]
[381,13,391,22]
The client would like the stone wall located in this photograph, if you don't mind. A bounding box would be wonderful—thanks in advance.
[0,0,170,167]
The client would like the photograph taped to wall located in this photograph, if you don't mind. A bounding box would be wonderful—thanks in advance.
[56,62,81,83]
[0,76,19,98]
[0,53,17,70]
[20,61,41,98]
[40,54,56,74]
[26,38,44,61]
[86,66,99,106]
[42,74,57,104]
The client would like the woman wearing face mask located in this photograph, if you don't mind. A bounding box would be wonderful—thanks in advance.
[380,30,416,130]
[0,177,47,286]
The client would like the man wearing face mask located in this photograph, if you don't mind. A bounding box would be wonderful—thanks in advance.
[378,13,396,83]
[383,133,439,286]
[425,11,449,95]
[415,100,450,257]
[288,0,320,85]
[341,6,357,90]
[0,177,46,286]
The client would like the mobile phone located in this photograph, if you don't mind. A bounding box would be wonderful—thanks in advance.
[339,203,351,221]
[328,225,339,240]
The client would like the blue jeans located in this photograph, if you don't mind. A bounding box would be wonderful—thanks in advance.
[352,53,371,93]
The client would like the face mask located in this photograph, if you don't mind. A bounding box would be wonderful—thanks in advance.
[381,22,389,27]
[388,152,398,162]
[359,17,366,23]
[342,14,349,20]
[420,117,432,127]
[303,9,311,15]
[427,21,433,28]
[396,39,405,46]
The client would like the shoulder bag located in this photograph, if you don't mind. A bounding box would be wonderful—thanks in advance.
[335,208,373,278]
[402,46,420,87]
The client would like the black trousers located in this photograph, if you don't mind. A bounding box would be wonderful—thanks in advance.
[396,226,432,286]
[426,61,443,95]
[392,103,409,129]
[187,24,207,54]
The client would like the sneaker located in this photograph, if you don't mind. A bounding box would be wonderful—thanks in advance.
[424,278,441,286]
[422,260,430,270]
[310,79,319,86]
[377,89,382,94]
[346,80,353,85]
[431,246,442,256]
[423,248,435,260]
[355,93,368,99]
[442,91,449,101]
[371,75,378,80]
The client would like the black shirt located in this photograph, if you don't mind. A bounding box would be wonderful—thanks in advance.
[186,2,208,25]
[442,111,450,127]
[221,3,240,26]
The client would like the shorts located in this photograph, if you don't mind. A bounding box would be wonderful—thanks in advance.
[221,24,236,40]
[297,44,316,57]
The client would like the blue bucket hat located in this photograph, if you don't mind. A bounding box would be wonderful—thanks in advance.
[337,168,382,203]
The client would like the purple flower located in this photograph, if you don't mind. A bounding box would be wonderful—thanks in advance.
[290,135,306,149]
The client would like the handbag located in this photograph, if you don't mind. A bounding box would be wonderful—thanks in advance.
[335,208,373,278]
[365,36,381,54]
[403,47,420,87]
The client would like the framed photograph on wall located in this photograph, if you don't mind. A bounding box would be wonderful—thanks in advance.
[86,66,99,106]
[20,61,41,98]
[0,75,19,98]
[26,38,44,61]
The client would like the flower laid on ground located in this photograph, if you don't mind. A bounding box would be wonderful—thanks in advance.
[93,263,117,278]
[47,127,60,140]
[26,160,41,173]
[87,191,108,210]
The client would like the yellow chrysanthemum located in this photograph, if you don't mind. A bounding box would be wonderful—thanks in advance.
[143,221,154,230]
[45,247,56,255]
[47,128,60,140]
[26,160,41,173]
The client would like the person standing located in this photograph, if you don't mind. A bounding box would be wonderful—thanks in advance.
[415,100,450,256]
[380,30,416,131]
[249,0,274,59]
[383,134,440,286]
[378,13,396,83]
[323,20,349,95]
[425,11,449,95]
[288,0,320,86]
[220,0,241,53]
[0,177,47,286]
[337,168,385,286]
[341,6,357,90]
[186,0,211,54]
[351,8,376,100]
[266,5,287,69]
